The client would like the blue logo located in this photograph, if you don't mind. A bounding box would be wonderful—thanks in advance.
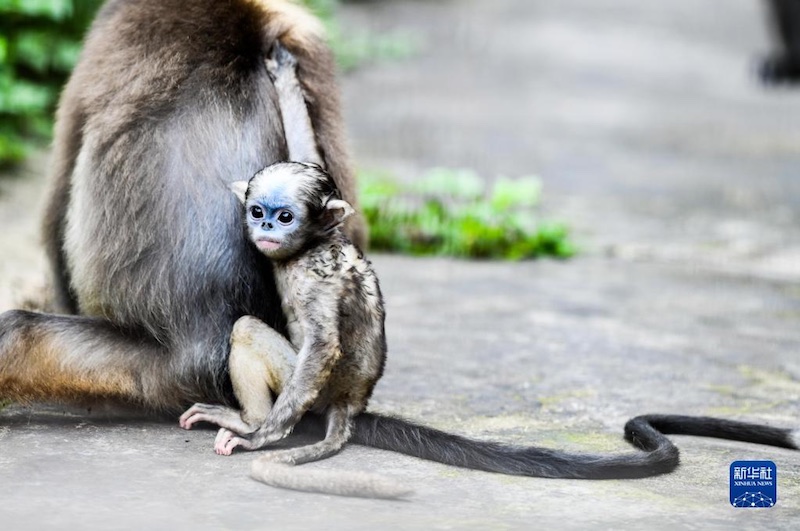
[730,461,777,508]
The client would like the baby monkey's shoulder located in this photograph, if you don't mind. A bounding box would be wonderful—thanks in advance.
[300,233,373,281]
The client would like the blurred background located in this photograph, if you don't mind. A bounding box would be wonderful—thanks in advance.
[1,0,800,297]
[337,0,800,278]
[2,3,800,525]
[1,0,102,165]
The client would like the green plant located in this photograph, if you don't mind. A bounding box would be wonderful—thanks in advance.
[301,0,418,72]
[0,0,103,166]
[359,168,576,260]
[0,0,414,167]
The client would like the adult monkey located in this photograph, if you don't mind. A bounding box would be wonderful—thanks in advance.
[0,0,797,487]
[0,0,361,408]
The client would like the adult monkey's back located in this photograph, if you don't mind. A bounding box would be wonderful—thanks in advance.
[0,0,364,409]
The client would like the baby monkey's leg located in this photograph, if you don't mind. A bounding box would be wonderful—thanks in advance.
[267,42,323,166]
[213,337,343,454]
[179,316,296,436]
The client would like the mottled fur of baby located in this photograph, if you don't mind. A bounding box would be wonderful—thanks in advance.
[220,162,387,462]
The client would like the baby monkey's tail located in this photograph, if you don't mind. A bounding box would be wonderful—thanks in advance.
[351,413,798,480]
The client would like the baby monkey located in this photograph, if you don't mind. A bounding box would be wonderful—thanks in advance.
[220,161,386,460]
[180,44,391,487]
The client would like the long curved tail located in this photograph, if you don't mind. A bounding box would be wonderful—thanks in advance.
[351,413,798,480]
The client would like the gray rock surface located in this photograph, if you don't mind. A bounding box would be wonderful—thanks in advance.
[1,0,799,529]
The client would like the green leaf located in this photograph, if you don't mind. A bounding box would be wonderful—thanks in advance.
[298,0,337,22]
[413,167,485,200]
[50,37,82,72]
[0,128,29,165]
[0,80,54,113]
[358,167,575,261]
[0,0,73,20]
[490,177,541,210]
[0,0,103,168]
[15,30,54,73]
[357,168,403,208]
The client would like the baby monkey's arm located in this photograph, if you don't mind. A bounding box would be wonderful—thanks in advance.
[215,316,344,454]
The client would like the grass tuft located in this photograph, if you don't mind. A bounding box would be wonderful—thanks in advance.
[359,168,576,260]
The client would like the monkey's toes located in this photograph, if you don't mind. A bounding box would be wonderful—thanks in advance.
[214,428,234,453]
[179,403,216,429]
[215,445,233,456]
[221,436,249,455]
[179,405,203,429]
[214,428,251,455]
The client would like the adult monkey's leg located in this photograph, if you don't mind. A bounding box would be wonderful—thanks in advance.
[0,310,173,407]
[2,0,362,412]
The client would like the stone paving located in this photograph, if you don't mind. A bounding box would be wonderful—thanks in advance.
[1,0,799,529]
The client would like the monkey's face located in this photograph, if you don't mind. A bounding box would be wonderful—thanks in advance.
[232,162,354,260]
[232,163,318,260]
[243,195,308,259]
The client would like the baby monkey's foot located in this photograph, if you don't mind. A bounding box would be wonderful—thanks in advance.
[213,425,293,455]
[215,428,251,455]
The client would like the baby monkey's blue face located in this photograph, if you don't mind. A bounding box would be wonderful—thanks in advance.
[245,195,302,254]
[231,162,318,260]
[231,162,355,261]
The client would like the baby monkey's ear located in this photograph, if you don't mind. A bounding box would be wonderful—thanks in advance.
[323,198,355,231]
[231,181,248,204]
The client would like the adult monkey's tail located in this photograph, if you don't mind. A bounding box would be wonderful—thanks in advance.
[350,413,798,480]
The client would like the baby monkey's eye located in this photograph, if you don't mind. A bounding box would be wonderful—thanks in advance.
[249,205,264,219]
[277,210,294,224]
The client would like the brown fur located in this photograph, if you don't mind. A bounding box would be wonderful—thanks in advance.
[179,48,394,495]
[182,61,387,457]
[0,311,143,404]
[2,0,362,411]
[3,2,796,497]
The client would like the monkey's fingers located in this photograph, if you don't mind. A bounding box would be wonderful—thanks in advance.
[215,428,236,454]
[179,403,225,429]
[179,404,209,429]
[179,403,253,433]
[215,427,234,449]
[216,429,255,455]
[219,425,291,454]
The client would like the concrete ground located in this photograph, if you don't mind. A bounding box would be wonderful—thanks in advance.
[1,0,799,529]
